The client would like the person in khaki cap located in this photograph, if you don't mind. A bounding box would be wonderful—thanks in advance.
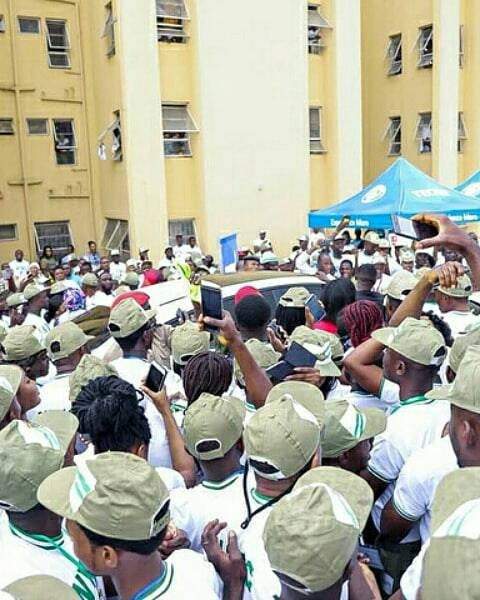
[0,412,101,598]
[238,394,323,600]
[171,320,210,371]
[265,381,325,429]
[357,231,380,266]
[444,320,480,382]
[21,284,50,343]
[0,364,40,426]
[275,287,310,336]
[1,574,79,600]
[262,467,376,599]
[32,322,93,419]
[169,393,246,552]
[384,269,418,321]
[234,338,280,406]
[6,293,26,310]
[120,271,140,290]
[289,325,343,375]
[322,399,386,474]
[37,452,233,600]
[68,353,118,404]
[433,272,479,338]
[2,325,49,383]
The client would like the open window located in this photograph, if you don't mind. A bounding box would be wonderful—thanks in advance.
[102,3,116,57]
[46,19,70,68]
[156,0,189,44]
[0,119,14,135]
[27,118,48,135]
[0,16,5,32]
[34,221,73,258]
[53,119,76,165]
[18,17,40,33]
[416,112,432,153]
[102,219,130,258]
[308,4,332,55]
[458,112,467,153]
[168,219,196,246]
[162,104,198,157]
[98,112,122,161]
[459,24,465,68]
[417,25,433,68]
[384,116,401,155]
[387,34,402,75]
[309,107,326,154]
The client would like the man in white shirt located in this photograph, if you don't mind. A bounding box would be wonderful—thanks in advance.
[357,231,380,266]
[109,250,126,283]
[252,230,270,254]
[434,273,479,338]
[0,413,102,600]
[37,452,232,600]
[2,325,50,384]
[9,250,30,286]
[81,273,112,310]
[22,284,50,342]
[173,234,190,261]
[308,227,325,250]
[372,253,392,294]
[295,235,315,274]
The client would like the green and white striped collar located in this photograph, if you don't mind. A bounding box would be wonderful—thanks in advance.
[132,563,174,599]
[9,521,64,551]
[201,471,243,491]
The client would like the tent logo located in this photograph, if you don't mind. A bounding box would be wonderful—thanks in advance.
[361,184,386,204]
[462,182,480,198]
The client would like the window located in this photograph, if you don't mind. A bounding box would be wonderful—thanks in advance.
[102,219,130,257]
[97,112,122,161]
[0,119,14,135]
[156,0,189,43]
[387,34,402,75]
[162,104,198,157]
[46,19,70,68]
[416,112,432,153]
[309,107,326,154]
[308,4,331,55]
[458,112,467,153]
[18,17,40,33]
[27,118,48,135]
[385,117,401,155]
[0,16,5,32]
[34,221,72,256]
[102,3,116,57]
[168,219,195,245]
[53,119,76,165]
[417,25,433,68]
[459,25,465,68]
[0,224,17,241]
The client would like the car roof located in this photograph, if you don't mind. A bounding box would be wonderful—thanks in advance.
[203,271,322,297]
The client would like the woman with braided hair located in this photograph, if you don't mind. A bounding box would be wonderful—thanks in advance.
[342,300,384,349]
[182,351,234,407]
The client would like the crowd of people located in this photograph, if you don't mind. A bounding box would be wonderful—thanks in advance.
[0,213,479,599]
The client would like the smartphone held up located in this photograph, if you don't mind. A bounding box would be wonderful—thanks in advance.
[200,281,223,332]
[392,215,438,241]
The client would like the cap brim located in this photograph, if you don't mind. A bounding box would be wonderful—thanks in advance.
[359,408,387,443]
[33,411,79,454]
[425,384,454,402]
[316,360,341,378]
[371,327,394,347]
[37,466,76,519]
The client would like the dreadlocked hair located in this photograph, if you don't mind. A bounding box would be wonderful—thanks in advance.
[422,311,454,347]
[183,351,233,407]
[71,375,151,453]
[342,300,384,348]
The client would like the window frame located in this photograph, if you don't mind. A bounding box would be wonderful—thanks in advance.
[52,118,77,165]
[34,221,73,257]
[156,0,190,43]
[102,3,116,57]
[307,4,331,55]
[309,106,326,154]
[417,25,433,68]
[0,15,5,33]
[385,116,401,156]
[458,111,467,153]
[459,24,465,68]
[0,224,18,242]
[26,118,49,136]
[18,16,40,34]
[102,219,130,257]
[387,34,402,76]
[415,112,432,154]
[162,104,198,157]
[45,19,71,69]
[0,119,14,135]
[168,218,196,246]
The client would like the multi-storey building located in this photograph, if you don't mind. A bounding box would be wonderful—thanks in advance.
[0,0,362,261]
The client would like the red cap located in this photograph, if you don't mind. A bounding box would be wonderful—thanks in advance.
[111,291,150,309]
[234,286,261,305]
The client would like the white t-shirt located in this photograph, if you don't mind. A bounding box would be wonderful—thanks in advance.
[109,262,127,282]
[85,291,113,310]
[341,378,399,413]
[440,310,480,339]
[28,373,71,419]
[23,312,51,343]
[357,252,377,266]
[9,260,30,282]
[171,472,245,552]
[392,435,458,544]
[0,512,102,599]
[130,549,221,600]
[400,541,428,600]
[173,244,191,260]
[372,273,392,295]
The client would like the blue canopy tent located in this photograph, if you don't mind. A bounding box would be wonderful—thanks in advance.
[309,158,480,230]
[456,170,480,198]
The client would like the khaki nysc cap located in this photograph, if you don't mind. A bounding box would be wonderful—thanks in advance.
[322,399,386,458]
[427,345,480,411]
[120,272,140,287]
[171,321,210,366]
[263,467,373,593]
[0,412,78,512]
[364,231,380,245]
[184,393,246,460]
[1,575,79,600]
[372,317,446,367]
[38,452,170,541]
[108,298,156,338]
[46,321,94,362]
[290,325,343,375]
[50,282,68,296]
[6,293,26,309]
[2,325,44,361]
[385,269,418,301]
[23,284,48,301]
[278,287,310,309]
[244,394,321,480]
[69,354,118,403]
[82,273,99,288]
[438,273,473,298]
[265,381,325,430]
[421,468,480,600]
[448,321,480,373]
[0,365,22,422]
[234,339,280,386]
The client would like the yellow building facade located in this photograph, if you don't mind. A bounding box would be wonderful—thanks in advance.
[0,0,362,263]
[362,0,480,189]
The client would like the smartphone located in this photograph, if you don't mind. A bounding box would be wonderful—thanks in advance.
[265,361,294,383]
[306,294,326,322]
[145,362,167,393]
[285,341,318,369]
[392,215,438,241]
[201,281,223,331]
